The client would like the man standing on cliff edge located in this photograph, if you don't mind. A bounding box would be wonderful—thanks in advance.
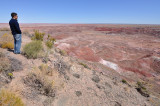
[9,12,22,54]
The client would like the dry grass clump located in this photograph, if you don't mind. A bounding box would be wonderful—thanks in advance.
[39,64,54,76]
[0,58,11,73]
[31,30,45,41]
[24,70,55,97]
[1,42,14,49]
[0,50,5,58]
[0,52,11,73]
[0,51,14,84]
[54,59,71,75]
[0,33,14,49]
[0,28,10,31]
[0,89,24,106]
[23,40,43,59]
[22,30,32,37]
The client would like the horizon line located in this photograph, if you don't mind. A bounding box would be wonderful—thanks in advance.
[0,23,160,25]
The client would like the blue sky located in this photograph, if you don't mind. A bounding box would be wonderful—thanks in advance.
[0,0,160,24]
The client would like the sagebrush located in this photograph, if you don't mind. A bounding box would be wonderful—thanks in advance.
[23,40,43,59]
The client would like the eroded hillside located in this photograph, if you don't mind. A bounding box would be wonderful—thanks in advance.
[0,24,160,106]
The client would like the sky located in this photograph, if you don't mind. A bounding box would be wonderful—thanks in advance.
[0,0,160,24]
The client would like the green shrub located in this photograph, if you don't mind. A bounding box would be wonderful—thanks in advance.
[137,81,146,90]
[8,73,13,77]
[45,34,56,49]
[31,30,45,41]
[49,38,56,43]
[23,40,43,59]
[59,49,67,56]
[0,89,24,106]
[136,81,149,97]
[122,79,127,84]
[46,40,53,49]
[79,62,88,68]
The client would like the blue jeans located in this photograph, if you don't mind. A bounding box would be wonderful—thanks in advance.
[13,34,21,54]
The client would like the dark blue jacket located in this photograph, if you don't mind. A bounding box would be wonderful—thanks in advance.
[9,19,21,35]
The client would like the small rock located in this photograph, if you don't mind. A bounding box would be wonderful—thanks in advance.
[115,102,121,106]
[43,97,54,106]
[105,82,112,88]
[92,76,100,83]
[64,75,70,80]
[136,88,150,97]
[96,84,104,89]
[73,73,80,78]
[75,91,82,97]
[42,58,48,63]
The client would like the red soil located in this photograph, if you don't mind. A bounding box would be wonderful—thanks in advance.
[1,23,160,77]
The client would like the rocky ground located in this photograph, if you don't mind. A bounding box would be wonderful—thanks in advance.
[0,24,160,106]
[17,24,160,98]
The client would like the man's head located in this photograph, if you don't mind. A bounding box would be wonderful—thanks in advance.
[11,12,18,20]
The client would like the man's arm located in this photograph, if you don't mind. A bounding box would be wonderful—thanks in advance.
[14,20,21,34]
